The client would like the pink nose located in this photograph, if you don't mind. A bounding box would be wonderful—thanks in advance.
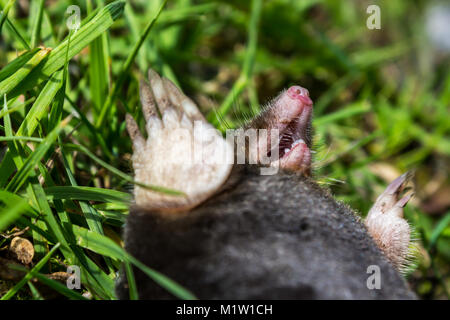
[287,86,313,105]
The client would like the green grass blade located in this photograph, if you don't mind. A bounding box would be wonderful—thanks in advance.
[0,97,35,120]
[29,181,73,258]
[88,0,110,114]
[34,165,116,299]
[314,101,370,127]
[49,28,70,131]
[124,261,138,300]
[0,190,39,218]
[63,143,185,196]
[127,254,196,300]
[16,69,63,137]
[4,16,31,50]
[208,0,262,127]
[44,186,132,203]
[30,0,45,48]
[64,94,113,159]
[9,0,125,98]
[18,268,89,300]
[59,143,105,236]
[314,73,359,115]
[429,212,450,250]
[27,282,44,300]
[71,224,197,300]
[1,92,25,181]
[23,177,115,299]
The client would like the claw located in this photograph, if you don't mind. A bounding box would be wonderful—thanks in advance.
[365,172,416,271]
[148,69,170,113]
[384,171,413,195]
[139,79,157,120]
[162,77,205,121]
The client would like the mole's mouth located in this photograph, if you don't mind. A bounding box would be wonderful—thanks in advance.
[276,117,308,158]
[254,85,313,173]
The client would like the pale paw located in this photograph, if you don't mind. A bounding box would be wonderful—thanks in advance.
[126,69,233,212]
[365,172,416,271]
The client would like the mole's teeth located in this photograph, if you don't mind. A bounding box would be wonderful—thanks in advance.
[284,148,290,154]
[291,138,305,148]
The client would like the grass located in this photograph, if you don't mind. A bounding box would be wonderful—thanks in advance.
[0,0,449,299]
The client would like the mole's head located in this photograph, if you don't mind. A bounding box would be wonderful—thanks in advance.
[248,85,313,175]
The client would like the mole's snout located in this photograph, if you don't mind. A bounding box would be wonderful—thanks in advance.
[287,85,313,106]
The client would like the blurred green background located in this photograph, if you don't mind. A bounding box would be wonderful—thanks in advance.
[0,0,449,299]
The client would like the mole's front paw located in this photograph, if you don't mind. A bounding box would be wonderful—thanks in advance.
[126,69,233,212]
[365,172,416,271]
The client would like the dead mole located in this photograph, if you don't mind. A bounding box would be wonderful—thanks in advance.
[115,69,417,299]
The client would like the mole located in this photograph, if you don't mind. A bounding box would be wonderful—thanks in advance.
[115,69,416,299]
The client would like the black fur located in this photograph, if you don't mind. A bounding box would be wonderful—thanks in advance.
[116,166,416,299]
